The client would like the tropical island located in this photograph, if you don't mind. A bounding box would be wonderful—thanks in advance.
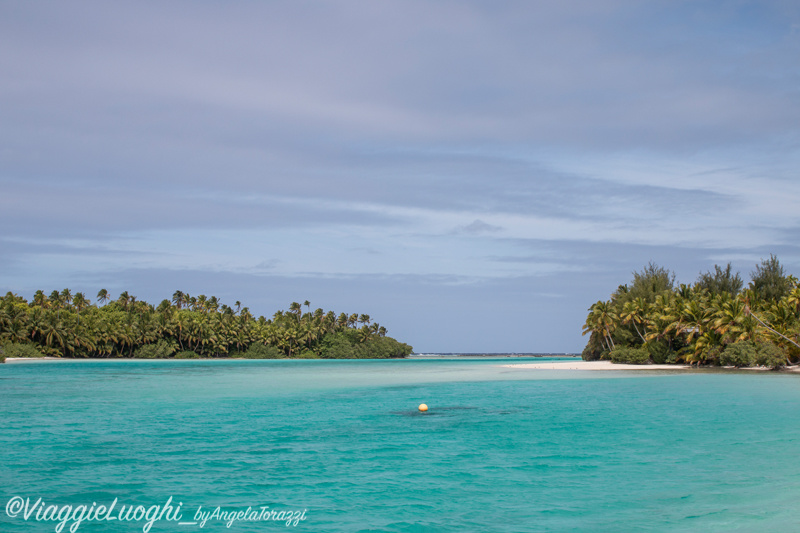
[582,255,800,368]
[0,290,413,362]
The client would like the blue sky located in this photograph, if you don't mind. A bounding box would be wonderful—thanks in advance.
[2,1,799,352]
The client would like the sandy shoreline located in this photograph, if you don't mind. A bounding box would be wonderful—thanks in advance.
[1,358,689,370]
[3,357,799,372]
[4,357,68,363]
[502,360,800,372]
[501,360,690,370]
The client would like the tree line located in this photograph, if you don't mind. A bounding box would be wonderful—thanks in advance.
[0,289,413,361]
[582,255,800,367]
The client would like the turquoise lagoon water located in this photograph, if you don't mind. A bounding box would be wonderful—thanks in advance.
[2,357,800,532]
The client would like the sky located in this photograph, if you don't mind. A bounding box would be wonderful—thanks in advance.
[2,1,799,353]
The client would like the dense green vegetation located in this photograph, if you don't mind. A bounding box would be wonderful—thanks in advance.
[0,290,413,360]
[583,255,800,368]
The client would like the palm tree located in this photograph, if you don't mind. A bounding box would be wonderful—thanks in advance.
[787,284,800,314]
[688,330,723,365]
[172,290,185,310]
[97,289,110,306]
[48,290,62,309]
[744,302,800,353]
[40,310,72,356]
[1,292,21,304]
[32,290,47,308]
[584,305,607,351]
[28,307,45,342]
[232,325,251,353]
[712,297,756,344]
[117,291,131,310]
[71,316,97,357]
[358,325,371,343]
[584,301,617,351]
[154,308,175,339]
[279,327,299,356]
[4,317,29,344]
[72,292,89,313]
[175,311,191,351]
[0,303,30,344]
[60,288,73,306]
[620,299,648,344]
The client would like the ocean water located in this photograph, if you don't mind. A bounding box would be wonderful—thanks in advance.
[2,358,800,532]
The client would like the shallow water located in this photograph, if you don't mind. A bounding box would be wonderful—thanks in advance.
[2,358,800,532]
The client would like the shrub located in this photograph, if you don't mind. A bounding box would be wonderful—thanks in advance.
[357,337,413,359]
[609,346,651,364]
[296,349,318,359]
[173,350,201,359]
[240,343,283,359]
[581,332,605,361]
[754,342,787,369]
[2,342,45,359]
[647,340,673,364]
[719,342,757,367]
[133,340,175,359]
[703,345,724,366]
[319,332,358,359]
[319,332,413,359]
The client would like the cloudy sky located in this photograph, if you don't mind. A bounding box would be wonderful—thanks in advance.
[2,1,799,352]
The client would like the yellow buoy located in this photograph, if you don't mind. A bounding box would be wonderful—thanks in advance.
[418,403,428,412]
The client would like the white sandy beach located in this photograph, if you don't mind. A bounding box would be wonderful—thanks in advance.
[4,357,66,363]
[4,357,799,372]
[502,360,691,370]
[502,360,800,372]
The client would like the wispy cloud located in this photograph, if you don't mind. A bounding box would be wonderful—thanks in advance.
[454,219,503,235]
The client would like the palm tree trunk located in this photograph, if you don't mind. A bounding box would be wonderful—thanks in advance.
[632,322,646,344]
[746,307,800,363]
[605,327,615,349]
